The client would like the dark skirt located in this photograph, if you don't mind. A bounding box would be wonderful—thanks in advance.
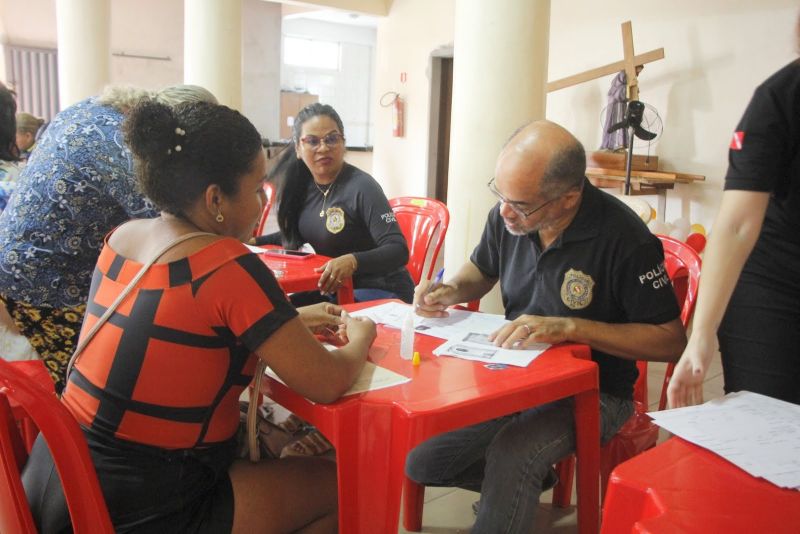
[718,275,800,404]
[22,429,236,533]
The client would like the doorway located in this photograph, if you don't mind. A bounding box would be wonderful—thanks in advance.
[427,53,453,204]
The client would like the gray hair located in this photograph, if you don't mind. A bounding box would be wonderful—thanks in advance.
[540,139,586,198]
[96,84,217,113]
[153,84,217,107]
[97,85,153,112]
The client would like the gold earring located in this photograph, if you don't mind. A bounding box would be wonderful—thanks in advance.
[216,211,224,223]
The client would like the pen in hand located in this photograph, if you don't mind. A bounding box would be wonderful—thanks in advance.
[421,267,445,304]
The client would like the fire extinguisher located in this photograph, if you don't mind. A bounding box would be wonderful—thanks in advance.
[380,92,405,137]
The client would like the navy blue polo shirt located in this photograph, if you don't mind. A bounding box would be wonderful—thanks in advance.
[471,179,680,399]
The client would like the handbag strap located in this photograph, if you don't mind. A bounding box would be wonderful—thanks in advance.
[65,231,217,379]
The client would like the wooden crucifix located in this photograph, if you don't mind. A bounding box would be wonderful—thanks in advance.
[547,21,664,100]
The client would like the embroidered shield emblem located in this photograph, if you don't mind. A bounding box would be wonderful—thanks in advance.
[560,269,595,310]
[325,207,345,234]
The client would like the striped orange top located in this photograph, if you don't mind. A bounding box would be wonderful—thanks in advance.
[62,237,297,449]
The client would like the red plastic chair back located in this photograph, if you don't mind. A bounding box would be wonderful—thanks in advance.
[0,359,114,534]
[389,197,449,284]
[551,234,701,509]
[253,181,276,238]
[6,360,55,452]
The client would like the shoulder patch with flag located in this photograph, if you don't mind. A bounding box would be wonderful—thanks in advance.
[730,131,745,150]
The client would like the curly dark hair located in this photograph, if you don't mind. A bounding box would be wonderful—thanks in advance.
[123,100,262,215]
[273,103,345,249]
[0,85,19,162]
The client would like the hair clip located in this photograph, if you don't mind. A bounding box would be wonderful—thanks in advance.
[175,127,186,136]
[175,145,182,152]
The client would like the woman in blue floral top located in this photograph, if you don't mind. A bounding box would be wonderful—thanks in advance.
[0,84,217,392]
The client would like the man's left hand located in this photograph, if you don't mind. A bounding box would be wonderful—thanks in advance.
[489,314,576,349]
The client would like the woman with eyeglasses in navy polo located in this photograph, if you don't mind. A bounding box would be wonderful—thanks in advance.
[255,103,414,306]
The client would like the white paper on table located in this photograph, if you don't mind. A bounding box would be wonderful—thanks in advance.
[350,301,510,340]
[348,301,414,329]
[349,301,551,367]
[265,343,410,397]
[431,339,549,367]
[649,391,800,490]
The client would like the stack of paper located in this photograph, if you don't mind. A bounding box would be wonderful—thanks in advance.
[350,301,549,367]
[650,391,800,490]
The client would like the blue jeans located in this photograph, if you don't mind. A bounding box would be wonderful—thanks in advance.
[405,393,633,534]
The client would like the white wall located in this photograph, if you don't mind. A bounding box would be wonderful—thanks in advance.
[546,0,798,231]
[372,0,798,242]
[281,17,376,146]
[371,0,455,198]
[243,0,282,140]
[0,0,283,139]
[110,0,184,88]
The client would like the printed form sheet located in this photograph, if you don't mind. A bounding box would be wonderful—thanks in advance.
[350,301,549,367]
[650,391,800,490]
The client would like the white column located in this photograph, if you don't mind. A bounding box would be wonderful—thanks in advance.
[56,0,110,108]
[184,0,242,109]
[444,0,550,313]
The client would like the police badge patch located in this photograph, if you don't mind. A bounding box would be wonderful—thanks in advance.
[325,207,345,234]
[560,269,594,310]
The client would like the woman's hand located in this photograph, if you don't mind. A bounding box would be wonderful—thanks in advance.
[341,314,377,347]
[315,254,358,295]
[489,314,575,349]
[297,302,343,337]
[667,330,717,408]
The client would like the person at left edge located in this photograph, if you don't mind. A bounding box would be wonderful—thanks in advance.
[253,103,414,304]
[0,82,20,213]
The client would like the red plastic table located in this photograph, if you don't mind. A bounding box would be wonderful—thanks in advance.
[261,300,601,534]
[602,436,800,533]
[257,247,354,304]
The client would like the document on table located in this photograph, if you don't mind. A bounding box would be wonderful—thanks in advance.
[649,391,800,490]
[266,362,409,396]
[266,344,410,397]
[350,301,549,367]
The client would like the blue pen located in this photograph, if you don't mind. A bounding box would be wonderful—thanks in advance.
[426,267,445,295]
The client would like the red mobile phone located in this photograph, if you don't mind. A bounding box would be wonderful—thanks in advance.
[261,249,316,260]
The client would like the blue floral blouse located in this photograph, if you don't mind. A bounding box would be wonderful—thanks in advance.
[0,161,20,213]
[0,97,158,308]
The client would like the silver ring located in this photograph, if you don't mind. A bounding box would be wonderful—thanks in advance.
[522,324,531,336]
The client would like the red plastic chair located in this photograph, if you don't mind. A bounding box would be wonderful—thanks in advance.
[253,181,276,238]
[389,197,450,284]
[551,234,701,507]
[5,360,55,453]
[0,358,114,534]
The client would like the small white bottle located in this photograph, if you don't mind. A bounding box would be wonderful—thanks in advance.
[400,310,415,360]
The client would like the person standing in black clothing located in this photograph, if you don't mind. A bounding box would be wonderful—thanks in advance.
[669,29,800,407]
[255,103,414,304]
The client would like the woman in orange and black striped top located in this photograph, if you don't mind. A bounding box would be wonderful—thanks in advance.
[22,100,376,533]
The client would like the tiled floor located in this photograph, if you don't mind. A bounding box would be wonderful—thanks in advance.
[398,352,726,533]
